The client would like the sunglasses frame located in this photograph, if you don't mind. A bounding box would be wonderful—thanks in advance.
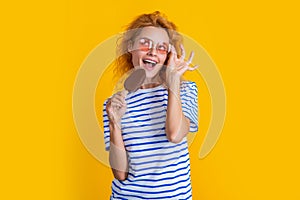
[136,37,171,54]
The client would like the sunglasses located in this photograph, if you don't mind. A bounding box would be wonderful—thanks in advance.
[135,38,171,54]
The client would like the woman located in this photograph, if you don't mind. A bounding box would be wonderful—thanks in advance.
[103,11,199,199]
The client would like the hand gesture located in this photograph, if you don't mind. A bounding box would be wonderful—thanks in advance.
[166,44,198,90]
[106,90,127,126]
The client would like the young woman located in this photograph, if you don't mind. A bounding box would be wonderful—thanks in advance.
[103,11,199,199]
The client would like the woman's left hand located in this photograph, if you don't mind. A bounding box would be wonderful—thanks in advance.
[165,44,198,91]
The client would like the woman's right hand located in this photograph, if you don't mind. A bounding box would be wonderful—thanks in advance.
[106,91,127,126]
[106,91,128,180]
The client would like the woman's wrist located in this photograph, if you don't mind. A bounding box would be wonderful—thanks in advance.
[109,120,122,131]
[168,81,181,96]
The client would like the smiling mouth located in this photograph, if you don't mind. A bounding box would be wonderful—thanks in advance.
[142,59,158,68]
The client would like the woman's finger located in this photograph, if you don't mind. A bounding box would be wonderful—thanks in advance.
[176,62,187,71]
[111,94,125,105]
[186,51,194,65]
[111,101,123,109]
[171,45,179,59]
[187,65,199,71]
[111,101,122,108]
[170,45,176,55]
[179,44,186,61]
[167,51,176,70]
[177,65,189,75]
[113,93,126,104]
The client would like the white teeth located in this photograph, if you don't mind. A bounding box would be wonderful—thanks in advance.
[144,59,157,64]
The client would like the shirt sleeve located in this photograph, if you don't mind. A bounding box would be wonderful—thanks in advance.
[180,81,199,133]
[103,99,111,151]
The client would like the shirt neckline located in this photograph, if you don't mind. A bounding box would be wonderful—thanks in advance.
[135,84,165,92]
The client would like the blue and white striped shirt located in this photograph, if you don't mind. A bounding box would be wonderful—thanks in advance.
[103,81,198,200]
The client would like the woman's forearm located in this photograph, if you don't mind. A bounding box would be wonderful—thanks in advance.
[165,87,190,143]
[109,122,128,180]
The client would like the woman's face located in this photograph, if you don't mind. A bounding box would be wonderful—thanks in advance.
[129,26,170,82]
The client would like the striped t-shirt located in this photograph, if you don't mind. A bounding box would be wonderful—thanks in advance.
[103,81,198,200]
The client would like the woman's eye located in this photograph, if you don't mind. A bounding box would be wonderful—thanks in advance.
[158,45,167,51]
[140,42,149,47]
[140,39,150,46]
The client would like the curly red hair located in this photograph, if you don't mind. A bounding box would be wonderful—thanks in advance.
[114,11,183,78]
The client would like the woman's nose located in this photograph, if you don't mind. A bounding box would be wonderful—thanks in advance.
[147,46,157,56]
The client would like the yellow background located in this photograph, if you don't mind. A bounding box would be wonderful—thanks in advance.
[1,0,300,199]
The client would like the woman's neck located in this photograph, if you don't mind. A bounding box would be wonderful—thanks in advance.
[141,75,163,89]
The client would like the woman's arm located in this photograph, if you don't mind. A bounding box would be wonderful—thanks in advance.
[109,122,128,180]
[165,91,190,143]
[165,45,198,143]
[165,82,190,143]
[106,91,128,180]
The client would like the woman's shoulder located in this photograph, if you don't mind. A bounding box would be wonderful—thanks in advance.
[180,80,197,91]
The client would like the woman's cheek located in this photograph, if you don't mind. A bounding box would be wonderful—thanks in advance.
[131,51,144,67]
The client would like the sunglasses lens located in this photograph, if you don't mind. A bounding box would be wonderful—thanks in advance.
[156,44,168,54]
[138,38,169,54]
[138,38,151,51]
